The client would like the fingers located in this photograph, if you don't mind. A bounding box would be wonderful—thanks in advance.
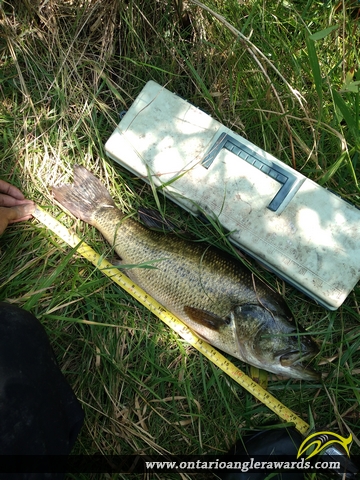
[0,180,34,234]
[0,203,35,235]
[0,180,25,202]
[0,208,16,235]
[0,195,32,208]
[9,203,36,222]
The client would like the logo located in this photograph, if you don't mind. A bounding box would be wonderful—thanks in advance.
[297,431,352,460]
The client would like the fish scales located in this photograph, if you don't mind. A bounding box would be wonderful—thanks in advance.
[94,210,256,315]
[53,165,319,380]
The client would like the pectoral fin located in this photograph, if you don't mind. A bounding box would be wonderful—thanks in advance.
[183,306,229,331]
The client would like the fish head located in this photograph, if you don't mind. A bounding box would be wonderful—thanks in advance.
[232,304,320,381]
[183,304,319,381]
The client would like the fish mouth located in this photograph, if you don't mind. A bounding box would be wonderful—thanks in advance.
[287,361,320,381]
[279,350,320,381]
[280,350,308,367]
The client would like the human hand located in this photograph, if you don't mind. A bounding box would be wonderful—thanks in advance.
[0,180,35,235]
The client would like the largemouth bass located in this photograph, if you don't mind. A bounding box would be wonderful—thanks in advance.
[53,165,319,380]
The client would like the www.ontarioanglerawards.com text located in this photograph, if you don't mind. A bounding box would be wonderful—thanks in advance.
[145,457,340,473]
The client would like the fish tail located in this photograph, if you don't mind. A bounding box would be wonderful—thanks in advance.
[52,165,116,223]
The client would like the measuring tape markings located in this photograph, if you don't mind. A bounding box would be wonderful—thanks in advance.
[33,205,310,435]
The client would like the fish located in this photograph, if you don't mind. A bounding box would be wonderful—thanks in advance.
[52,165,319,381]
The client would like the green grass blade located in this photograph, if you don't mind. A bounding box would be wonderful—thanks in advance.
[305,35,323,105]
[333,89,360,147]
[309,25,338,41]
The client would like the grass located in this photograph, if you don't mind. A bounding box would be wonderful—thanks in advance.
[0,0,359,478]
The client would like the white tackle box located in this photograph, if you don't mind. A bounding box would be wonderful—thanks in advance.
[105,80,360,310]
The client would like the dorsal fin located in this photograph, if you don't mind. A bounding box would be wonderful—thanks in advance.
[138,207,179,232]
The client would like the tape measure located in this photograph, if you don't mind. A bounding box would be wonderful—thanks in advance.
[33,205,310,436]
